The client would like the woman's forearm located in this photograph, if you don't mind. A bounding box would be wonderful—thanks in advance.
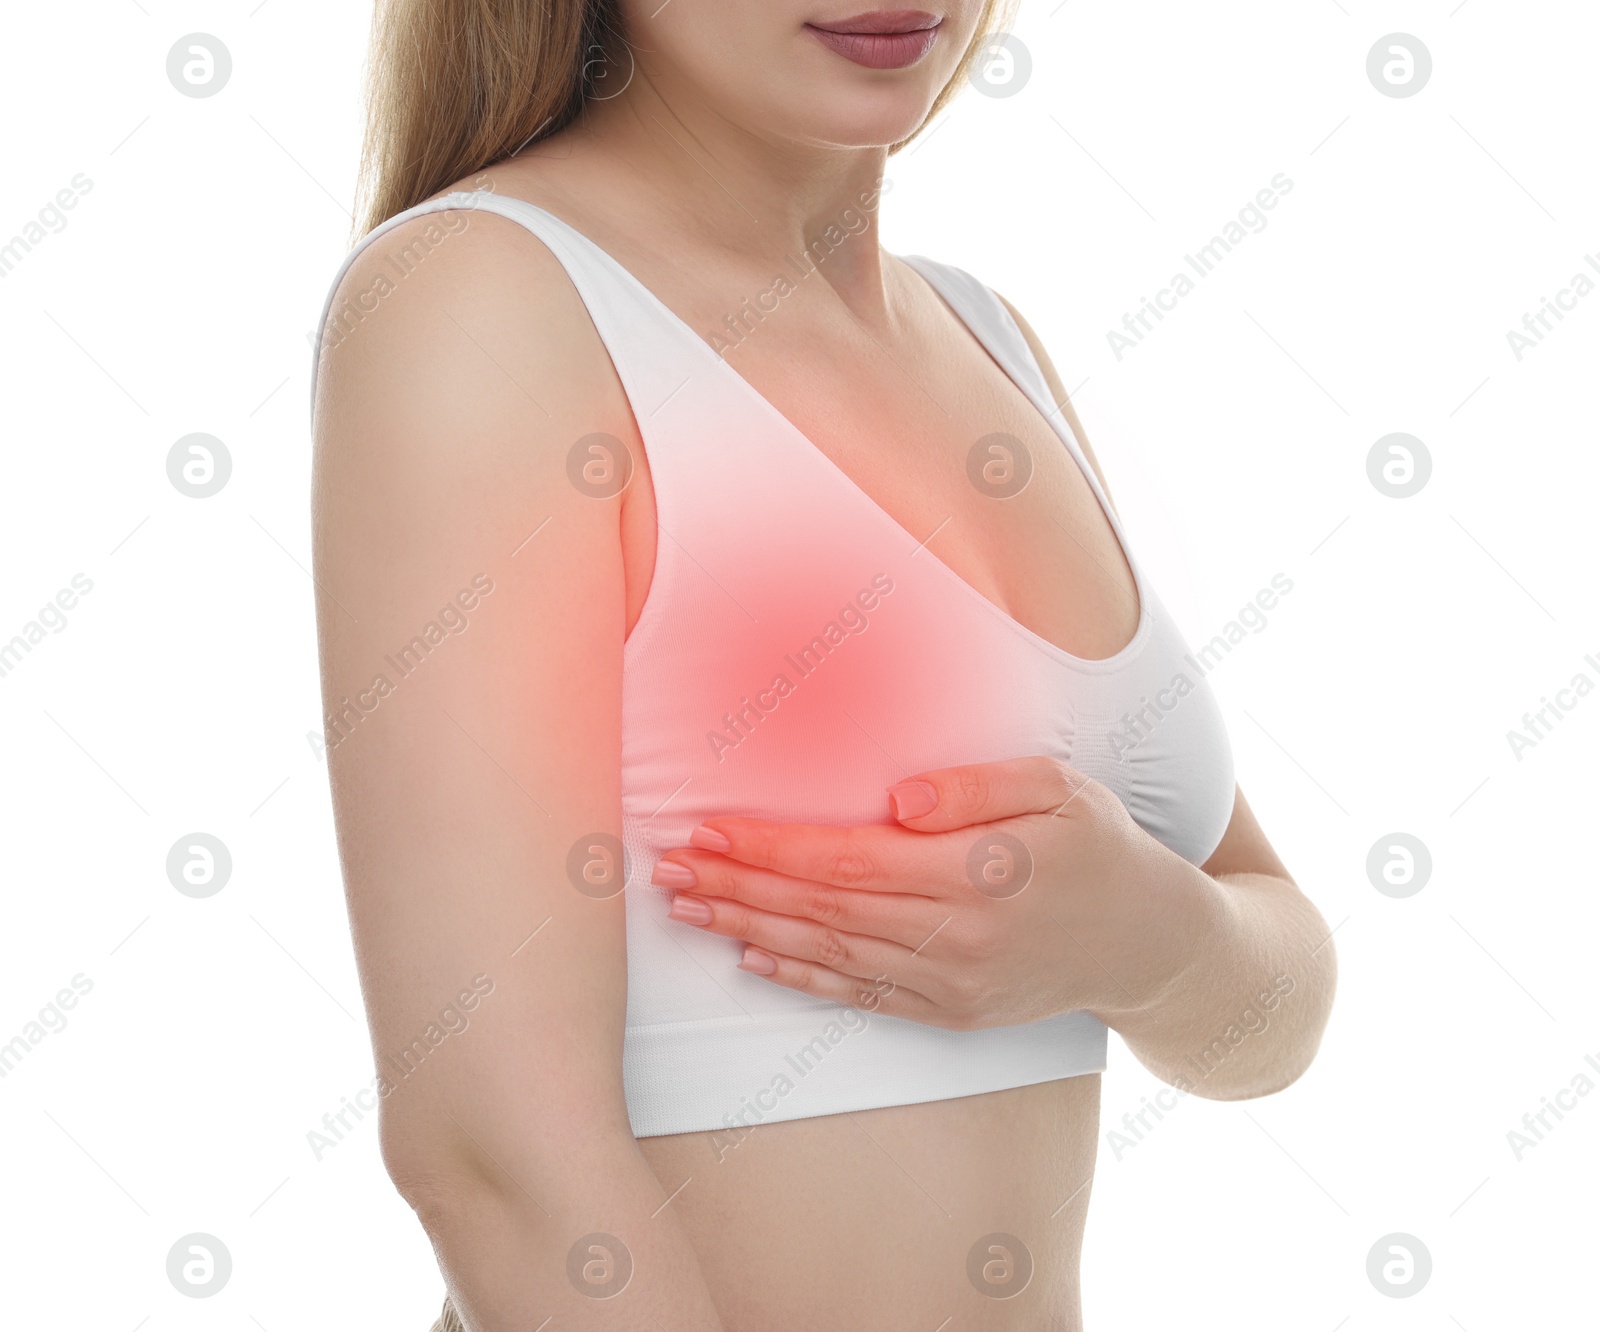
[405,1137,726,1331]
[1099,866,1337,1100]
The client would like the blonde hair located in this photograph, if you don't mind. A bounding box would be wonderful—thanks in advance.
[355,0,1018,240]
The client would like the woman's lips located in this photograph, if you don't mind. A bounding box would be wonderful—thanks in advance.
[806,10,942,70]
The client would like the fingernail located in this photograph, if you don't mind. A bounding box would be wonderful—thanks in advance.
[689,825,732,853]
[652,859,697,889]
[738,946,777,975]
[668,894,713,926]
[887,779,938,820]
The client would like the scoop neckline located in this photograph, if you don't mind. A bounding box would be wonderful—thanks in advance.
[443,190,1156,673]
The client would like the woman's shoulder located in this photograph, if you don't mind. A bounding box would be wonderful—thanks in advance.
[312,171,629,448]
[323,190,574,346]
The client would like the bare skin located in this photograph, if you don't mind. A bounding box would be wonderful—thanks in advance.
[314,5,1332,1328]
[440,145,1117,1329]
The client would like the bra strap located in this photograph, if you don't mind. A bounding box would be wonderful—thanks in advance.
[309,190,706,427]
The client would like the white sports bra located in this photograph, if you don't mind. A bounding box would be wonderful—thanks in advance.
[313,189,1236,1139]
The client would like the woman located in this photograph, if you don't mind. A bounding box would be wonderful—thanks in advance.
[310,2,1337,1327]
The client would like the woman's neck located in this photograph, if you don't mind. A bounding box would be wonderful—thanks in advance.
[575,62,896,321]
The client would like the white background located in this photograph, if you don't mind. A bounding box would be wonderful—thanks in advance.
[1,1,1595,1328]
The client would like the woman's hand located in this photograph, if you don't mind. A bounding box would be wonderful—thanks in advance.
[649,756,1231,1032]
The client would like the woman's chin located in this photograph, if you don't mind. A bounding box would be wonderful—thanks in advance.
[777,98,942,152]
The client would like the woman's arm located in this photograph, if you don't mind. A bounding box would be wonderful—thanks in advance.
[313,211,724,1330]
[641,296,1335,1101]
[658,764,1335,1101]
[1115,784,1338,1099]
[991,293,1336,1096]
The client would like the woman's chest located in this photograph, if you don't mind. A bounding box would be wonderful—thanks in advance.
[619,267,1141,665]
